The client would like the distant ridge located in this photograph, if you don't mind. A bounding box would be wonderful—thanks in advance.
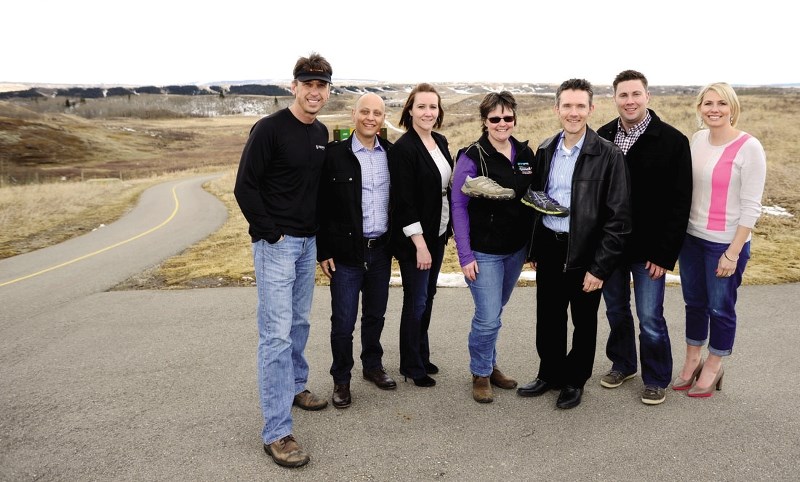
[1,81,796,99]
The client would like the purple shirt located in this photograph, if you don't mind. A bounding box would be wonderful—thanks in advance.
[451,143,517,267]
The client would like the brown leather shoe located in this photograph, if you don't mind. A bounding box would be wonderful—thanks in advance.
[264,434,309,468]
[332,383,351,408]
[490,366,518,389]
[363,367,397,390]
[292,389,328,411]
[472,375,493,403]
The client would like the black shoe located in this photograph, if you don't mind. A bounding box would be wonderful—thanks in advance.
[556,385,583,409]
[424,362,439,374]
[517,378,557,397]
[332,383,351,409]
[400,370,436,387]
[363,367,397,390]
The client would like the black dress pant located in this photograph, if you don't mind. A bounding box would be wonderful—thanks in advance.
[535,228,602,388]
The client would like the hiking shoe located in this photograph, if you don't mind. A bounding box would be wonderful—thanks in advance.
[600,369,636,388]
[641,385,666,405]
[461,175,515,200]
[521,187,569,217]
[292,389,328,411]
[264,435,310,468]
[472,375,494,403]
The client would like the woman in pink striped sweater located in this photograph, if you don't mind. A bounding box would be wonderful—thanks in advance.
[673,82,767,398]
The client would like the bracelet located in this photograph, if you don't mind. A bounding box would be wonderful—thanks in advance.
[723,251,738,262]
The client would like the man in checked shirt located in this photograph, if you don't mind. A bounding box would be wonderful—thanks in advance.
[596,70,692,406]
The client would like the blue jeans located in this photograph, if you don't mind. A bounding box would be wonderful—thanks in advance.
[466,248,526,377]
[679,234,750,356]
[253,236,317,445]
[397,234,446,379]
[329,244,391,383]
[603,262,672,388]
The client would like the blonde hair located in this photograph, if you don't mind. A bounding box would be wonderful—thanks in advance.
[695,82,741,128]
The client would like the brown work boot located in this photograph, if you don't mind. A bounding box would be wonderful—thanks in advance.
[293,389,328,411]
[263,434,310,468]
[490,366,518,389]
[472,375,493,403]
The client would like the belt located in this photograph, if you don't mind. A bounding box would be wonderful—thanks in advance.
[546,228,569,242]
[364,233,388,248]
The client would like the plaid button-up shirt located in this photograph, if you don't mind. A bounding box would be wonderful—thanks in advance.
[613,110,652,154]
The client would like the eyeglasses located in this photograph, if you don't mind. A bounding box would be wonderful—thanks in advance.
[487,116,515,124]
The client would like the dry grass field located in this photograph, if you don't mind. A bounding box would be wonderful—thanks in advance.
[1,86,798,288]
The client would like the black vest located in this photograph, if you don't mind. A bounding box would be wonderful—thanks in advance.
[462,134,534,254]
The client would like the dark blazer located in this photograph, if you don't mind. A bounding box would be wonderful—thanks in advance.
[317,134,393,266]
[597,109,692,270]
[389,128,453,261]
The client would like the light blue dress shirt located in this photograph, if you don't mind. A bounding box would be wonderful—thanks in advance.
[542,132,585,233]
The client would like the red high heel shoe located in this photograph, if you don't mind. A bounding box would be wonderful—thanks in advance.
[672,358,704,391]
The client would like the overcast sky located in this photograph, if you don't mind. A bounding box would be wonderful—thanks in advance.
[3,0,795,87]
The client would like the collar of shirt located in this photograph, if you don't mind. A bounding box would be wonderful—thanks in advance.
[351,134,382,153]
[556,131,586,154]
[616,110,652,137]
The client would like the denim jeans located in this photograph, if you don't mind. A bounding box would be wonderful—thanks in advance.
[329,244,392,383]
[253,235,317,445]
[603,262,672,388]
[679,234,750,356]
[466,247,526,377]
[397,234,446,379]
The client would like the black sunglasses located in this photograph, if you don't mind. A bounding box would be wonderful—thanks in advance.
[487,116,515,124]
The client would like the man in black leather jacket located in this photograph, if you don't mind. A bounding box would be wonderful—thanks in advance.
[317,93,396,409]
[517,78,632,409]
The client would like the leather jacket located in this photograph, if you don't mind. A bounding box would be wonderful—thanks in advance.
[527,128,632,280]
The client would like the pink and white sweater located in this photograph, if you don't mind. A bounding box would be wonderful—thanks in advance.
[687,130,766,244]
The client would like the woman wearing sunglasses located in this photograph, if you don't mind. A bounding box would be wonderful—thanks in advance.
[451,91,535,403]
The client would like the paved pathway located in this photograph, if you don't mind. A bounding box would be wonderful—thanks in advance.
[1,175,798,480]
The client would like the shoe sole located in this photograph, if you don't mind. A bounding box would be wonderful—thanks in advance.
[363,374,398,390]
[520,198,570,216]
[332,401,351,409]
[641,396,666,405]
[490,381,518,389]
[516,387,555,397]
[600,373,636,388]
[292,400,328,411]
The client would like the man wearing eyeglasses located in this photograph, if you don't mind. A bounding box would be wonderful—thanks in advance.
[235,52,332,468]
[596,70,692,406]
[517,78,631,410]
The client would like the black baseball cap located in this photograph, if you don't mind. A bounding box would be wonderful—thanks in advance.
[294,68,332,84]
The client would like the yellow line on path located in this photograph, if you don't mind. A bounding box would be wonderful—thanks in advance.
[0,184,181,288]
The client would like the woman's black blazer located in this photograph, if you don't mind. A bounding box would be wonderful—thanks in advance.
[388,128,453,261]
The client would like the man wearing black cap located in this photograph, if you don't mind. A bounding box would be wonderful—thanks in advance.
[234,52,333,468]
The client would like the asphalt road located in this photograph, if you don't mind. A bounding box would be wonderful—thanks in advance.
[1,176,798,481]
